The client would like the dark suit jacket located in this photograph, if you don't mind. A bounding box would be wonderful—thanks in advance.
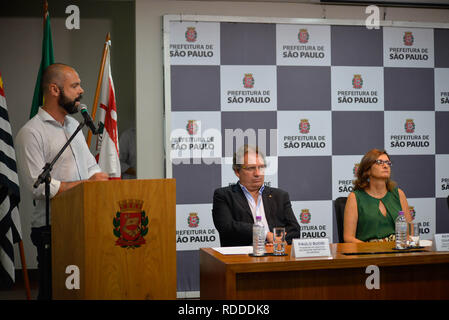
[212,183,301,247]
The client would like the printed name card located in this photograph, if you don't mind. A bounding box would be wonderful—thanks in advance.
[291,238,332,258]
[432,234,449,252]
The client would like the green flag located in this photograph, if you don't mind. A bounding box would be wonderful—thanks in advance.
[30,11,54,118]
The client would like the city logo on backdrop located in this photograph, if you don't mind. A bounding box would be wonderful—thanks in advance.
[297,208,328,239]
[171,120,215,153]
[300,209,311,224]
[281,28,326,60]
[186,120,199,136]
[408,204,432,237]
[386,111,434,155]
[226,73,271,104]
[441,155,449,194]
[185,27,197,42]
[389,31,429,62]
[440,92,449,105]
[436,154,449,195]
[113,199,148,249]
[221,65,276,111]
[169,26,215,58]
[176,212,217,245]
[298,29,309,43]
[353,163,360,177]
[403,31,414,46]
[337,74,378,104]
[434,69,449,110]
[441,177,449,191]
[187,212,200,228]
[332,155,363,199]
[243,73,255,89]
[277,25,331,65]
[283,119,326,149]
[390,118,429,148]
[278,110,331,156]
[332,66,384,111]
[404,119,415,134]
[338,163,358,193]
[352,74,363,89]
[299,119,310,134]
[384,27,434,67]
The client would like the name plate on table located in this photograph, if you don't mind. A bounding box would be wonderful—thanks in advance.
[432,234,449,252]
[291,238,332,259]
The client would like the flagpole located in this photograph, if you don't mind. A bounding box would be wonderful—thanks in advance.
[43,0,48,24]
[15,0,48,299]
[87,32,110,147]
[19,241,31,300]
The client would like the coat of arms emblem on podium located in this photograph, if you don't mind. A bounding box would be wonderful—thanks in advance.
[113,199,148,248]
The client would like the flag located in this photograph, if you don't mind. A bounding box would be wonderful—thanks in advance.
[0,72,22,286]
[30,7,54,119]
[95,41,121,178]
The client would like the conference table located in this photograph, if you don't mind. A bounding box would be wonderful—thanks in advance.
[200,242,449,299]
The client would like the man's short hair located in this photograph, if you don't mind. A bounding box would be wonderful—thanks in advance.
[232,144,266,172]
[41,63,72,93]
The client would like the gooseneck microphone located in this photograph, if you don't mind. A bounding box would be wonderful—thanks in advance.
[79,104,98,134]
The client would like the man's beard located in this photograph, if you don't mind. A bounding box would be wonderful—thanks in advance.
[58,87,82,115]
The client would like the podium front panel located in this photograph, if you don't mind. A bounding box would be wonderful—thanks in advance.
[52,179,176,300]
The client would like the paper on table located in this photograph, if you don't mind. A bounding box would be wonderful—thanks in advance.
[419,239,432,247]
[213,246,253,255]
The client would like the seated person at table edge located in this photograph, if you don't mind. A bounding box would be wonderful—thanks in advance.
[212,144,301,247]
[343,148,411,243]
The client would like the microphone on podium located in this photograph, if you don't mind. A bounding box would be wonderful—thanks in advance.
[79,104,98,135]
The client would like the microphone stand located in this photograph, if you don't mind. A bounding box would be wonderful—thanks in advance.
[33,119,89,299]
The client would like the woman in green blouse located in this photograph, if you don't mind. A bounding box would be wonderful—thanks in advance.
[343,149,411,243]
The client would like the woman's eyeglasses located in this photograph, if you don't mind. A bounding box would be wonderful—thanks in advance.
[374,159,392,166]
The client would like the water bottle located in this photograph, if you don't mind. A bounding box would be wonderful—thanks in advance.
[395,211,407,249]
[252,216,265,256]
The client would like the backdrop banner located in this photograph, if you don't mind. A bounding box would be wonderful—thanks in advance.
[165,17,449,293]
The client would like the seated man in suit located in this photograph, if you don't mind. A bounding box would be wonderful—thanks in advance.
[212,144,301,247]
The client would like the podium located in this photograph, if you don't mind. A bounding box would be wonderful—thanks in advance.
[51,179,176,299]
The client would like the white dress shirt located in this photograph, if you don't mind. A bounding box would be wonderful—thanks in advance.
[15,107,101,227]
[239,183,270,240]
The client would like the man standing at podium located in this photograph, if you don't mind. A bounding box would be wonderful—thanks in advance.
[15,63,109,299]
